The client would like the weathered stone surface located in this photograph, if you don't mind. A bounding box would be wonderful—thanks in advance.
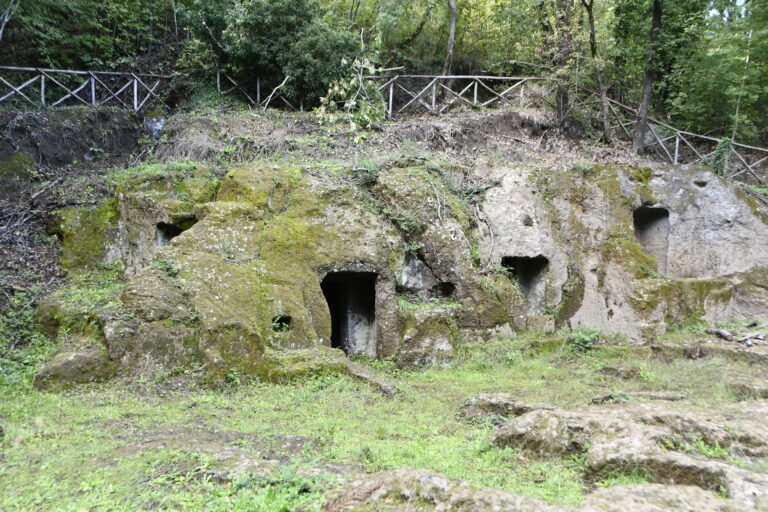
[396,306,459,369]
[34,345,116,389]
[591,391,685,404]
[461,393,553,424]
[323,469,754,512]
[651,341,768,366]
[527,314,556,333]
[255,347,398,395]
[494,401,768,508]
[728,379,768,400]
[581,484,752,512]
[36,160,768,381]
[323,469,566,512]
[597,364,640,380]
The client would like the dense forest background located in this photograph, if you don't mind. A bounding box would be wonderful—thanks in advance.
[0,0,766,144]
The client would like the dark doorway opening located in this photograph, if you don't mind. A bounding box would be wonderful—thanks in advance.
[501,255,549,300]
[502,255,550,314]
[321,272,377,357]
[632,206,670,274]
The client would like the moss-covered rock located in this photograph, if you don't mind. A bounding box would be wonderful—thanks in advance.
[0,152,34,196]
[34,344,116,390]
[50,200,119,273]
[396,302,461,369]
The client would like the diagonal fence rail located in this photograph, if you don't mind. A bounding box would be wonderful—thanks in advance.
[369,75,555,118]
[1,65,766,182]
[0,66,170,112]
[571,89,767,183]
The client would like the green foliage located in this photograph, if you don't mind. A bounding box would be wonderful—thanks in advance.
[567,327,602,354]
[597,464,654,487]
[54,263,126,311]
[316,56,386,138]
[2,0,179,70]
[0,287,56,392]
[659,434,729,460]
[154,259,180,278]
[184,0,359,104]
[703,138,733,177]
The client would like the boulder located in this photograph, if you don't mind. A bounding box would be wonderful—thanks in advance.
[461,393,553,424]
[597,364,640,380]
[396,306,459,369]
[581,483,752,512]
[323,469,566,512]
[494,401,768,508]
[34,345,116,390]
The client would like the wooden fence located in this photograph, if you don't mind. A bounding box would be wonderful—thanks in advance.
[369,75,554,118]
[1,65,765,181]
[0,66,170,112]
[215,71,299,111]
[572,89,767,183]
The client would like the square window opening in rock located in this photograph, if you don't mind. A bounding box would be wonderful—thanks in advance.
[321,272,377,357]
[501,255,549,301]
[272,315,292,332]
[633,206,670,274]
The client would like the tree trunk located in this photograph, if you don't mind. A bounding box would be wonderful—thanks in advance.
[393,2,435,52]
[0,0,20,42]
[582,0,611,143]
[633,0,663,154]
[554,0,574,121]
[442,0,457,75]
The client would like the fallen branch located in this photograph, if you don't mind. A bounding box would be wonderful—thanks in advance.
[706,327,734,341]
[30,177,61,202]
[262,76,290,111]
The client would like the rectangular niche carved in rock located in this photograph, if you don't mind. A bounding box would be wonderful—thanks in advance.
[501,255,549,314]
[632,206,670,274]
[321,272,377,358]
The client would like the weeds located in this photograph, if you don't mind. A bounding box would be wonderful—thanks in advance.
[567,327,602,354]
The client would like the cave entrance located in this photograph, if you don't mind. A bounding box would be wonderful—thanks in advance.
[501,255,549,313]
[156,222,184,246]
[633,206,670,274]
[321,272,377,357]
[156,215,197,247]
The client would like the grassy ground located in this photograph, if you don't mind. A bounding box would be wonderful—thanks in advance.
[0,334,758,512]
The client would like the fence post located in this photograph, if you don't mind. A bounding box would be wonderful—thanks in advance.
[40,74,45,106]
[674,134,680,164]
[519,81,524,106]
[133,78,138,111]
[257,77,261,105]
[431,80,437,112]
[216,70,221,95]
[473,80,478,106]
[388,80,394,118]
[90,75,96,106]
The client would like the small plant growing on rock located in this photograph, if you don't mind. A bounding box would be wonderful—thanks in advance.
[567,327,602,354]
[154,259,180,278]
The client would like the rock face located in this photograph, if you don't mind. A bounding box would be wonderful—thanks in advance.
[477,163,768,339]
[323,469,752,512]
[36,160,768,383]
[494,400,768,509]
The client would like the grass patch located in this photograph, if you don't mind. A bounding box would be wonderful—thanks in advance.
[597,464,654,487]
[0,330,762,509]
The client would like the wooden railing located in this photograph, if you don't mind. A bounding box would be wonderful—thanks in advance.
[0,65,765,181]
[369,75,554,118]
[0,66,170,112]
[572,89,767,182]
